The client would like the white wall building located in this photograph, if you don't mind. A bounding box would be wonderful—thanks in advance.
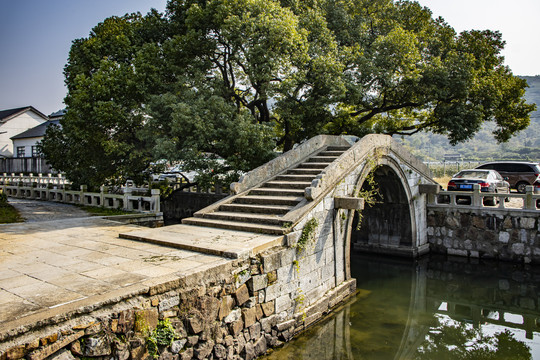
[0,107,48,157]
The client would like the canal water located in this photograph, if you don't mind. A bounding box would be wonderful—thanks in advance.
[263,254,540,359]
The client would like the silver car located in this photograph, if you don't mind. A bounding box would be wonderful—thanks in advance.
[447,169,510,206]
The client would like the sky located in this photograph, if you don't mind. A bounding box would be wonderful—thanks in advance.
[0,0,539,116]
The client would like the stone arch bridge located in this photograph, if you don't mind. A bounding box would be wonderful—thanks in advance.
[123,134,439,318]
[122,134,440,324]
[184,133,438,260]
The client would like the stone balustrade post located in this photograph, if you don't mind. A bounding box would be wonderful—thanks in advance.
[80,185,87,206]
[472,184,482,207]
[100,186,108,207]
[151,189,160,213]
[123,188,133,211]
[525,185,535,210]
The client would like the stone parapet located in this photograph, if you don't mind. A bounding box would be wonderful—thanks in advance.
[230,135,350,195]
[427,208,540,263]
[304,134,435,200]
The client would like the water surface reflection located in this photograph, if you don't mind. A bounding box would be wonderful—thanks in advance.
[263,255,540,359]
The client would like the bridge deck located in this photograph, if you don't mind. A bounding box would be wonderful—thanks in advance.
[0,217,282,338]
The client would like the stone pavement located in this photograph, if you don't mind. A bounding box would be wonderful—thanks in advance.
[120,224,285,259]
[7,198,91,222]
[0,216,282,336]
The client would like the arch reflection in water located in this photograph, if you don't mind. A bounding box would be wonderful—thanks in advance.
[263,255,540,359]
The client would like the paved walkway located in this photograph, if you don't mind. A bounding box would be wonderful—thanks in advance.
[7,198,91,222]
[0,215,282,336]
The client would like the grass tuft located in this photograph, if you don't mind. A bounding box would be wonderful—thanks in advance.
[0,203,24,224]
[76,205,134,216]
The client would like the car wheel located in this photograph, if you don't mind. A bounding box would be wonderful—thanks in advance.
[483,197,495,206]
[516,182,528,194]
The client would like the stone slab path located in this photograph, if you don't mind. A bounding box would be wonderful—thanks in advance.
[120,224,284,259]
[0,217,246,336]
[7,198,91,222]
[0,211,284,339]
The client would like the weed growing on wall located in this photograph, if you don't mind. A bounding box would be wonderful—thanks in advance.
[294,290,306,321]
[355,150,383,230]
[146,319,178,359]
[296,218,318,254]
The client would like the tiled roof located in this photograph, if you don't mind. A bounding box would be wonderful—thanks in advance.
[0,106,48,123]
[48,109,66,119]
[10,120,61,140]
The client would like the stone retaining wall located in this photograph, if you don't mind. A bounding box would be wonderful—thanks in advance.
[427,208,540,263]
[0,254,354,360]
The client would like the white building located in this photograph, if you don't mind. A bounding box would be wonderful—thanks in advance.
[10,109,65,158]
[0,106,48,157]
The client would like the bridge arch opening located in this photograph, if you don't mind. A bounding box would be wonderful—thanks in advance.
[349,162,415,255]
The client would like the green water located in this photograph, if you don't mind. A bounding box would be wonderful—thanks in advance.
[263,255,540,359]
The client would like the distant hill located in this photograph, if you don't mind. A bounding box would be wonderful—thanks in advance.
[398,75,540,162]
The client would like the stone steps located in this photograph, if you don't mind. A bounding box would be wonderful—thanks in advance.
[220,203,292,215]
[295,162,329,169]
[306,156,337,163]
[248,188,305,197]
[262,181,313,190]
[182,143,351,234]
[286,168,322,175]
[274,174,318,182]
[182,217,286,235]
[318,150,345,157]
[198,211,285,226]
[234,195,302,206]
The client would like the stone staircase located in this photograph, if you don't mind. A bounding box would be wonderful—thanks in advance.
[182,145,351,234]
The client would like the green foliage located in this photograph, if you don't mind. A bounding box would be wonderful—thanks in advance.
[0,191,23,223]
[0,200,23,224]
[296,218,318,253]
[76,205,133,216]
[400,75,540,162]
[146,319,178,359]
[150,180,173,199]
[143,88,276,188]
[294,289,306,321]
[355,153,382,230]
[41,0,535,187]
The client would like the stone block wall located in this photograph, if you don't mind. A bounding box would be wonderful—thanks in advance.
[427,208,540,263]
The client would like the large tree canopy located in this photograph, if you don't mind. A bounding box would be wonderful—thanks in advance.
[41,0,536,188]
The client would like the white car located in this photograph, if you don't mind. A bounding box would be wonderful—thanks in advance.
[157,165,197,183]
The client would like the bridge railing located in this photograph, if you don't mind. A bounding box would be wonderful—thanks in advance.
[230,135,351,195]
[1,183,161,214]
[426,184,539,211]
[305,134,435,200]
[0,172,70,188]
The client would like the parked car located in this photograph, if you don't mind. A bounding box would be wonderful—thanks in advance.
[447,169,509,206]
[475,161,540,193]
[157,164,197,183]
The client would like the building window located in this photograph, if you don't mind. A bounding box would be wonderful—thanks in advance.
[17,146,25,158]
[32,146,40,157]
